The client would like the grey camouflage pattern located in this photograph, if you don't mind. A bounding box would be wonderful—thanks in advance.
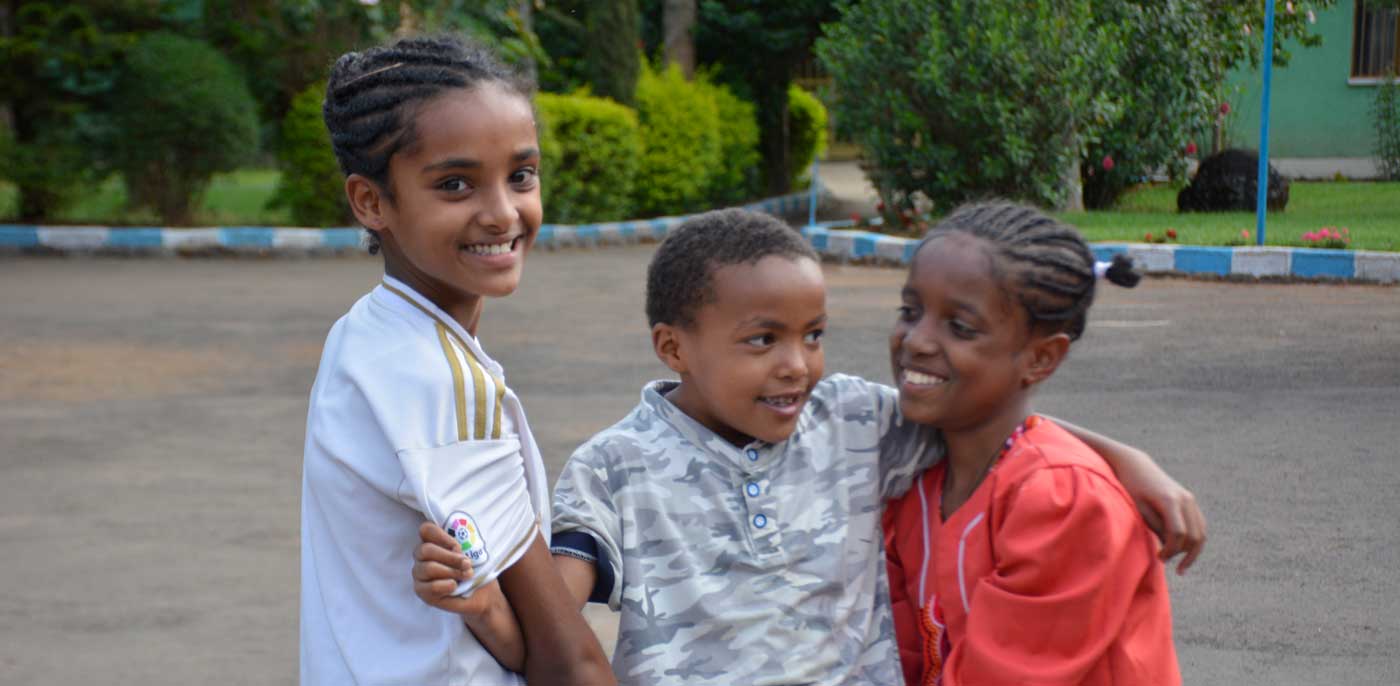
[552,374,943,686]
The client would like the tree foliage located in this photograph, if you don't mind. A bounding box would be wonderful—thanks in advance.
[585,0,641,106]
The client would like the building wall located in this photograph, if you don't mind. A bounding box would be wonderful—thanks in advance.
[1226,3,1382,158]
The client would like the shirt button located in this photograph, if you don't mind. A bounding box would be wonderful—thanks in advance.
[746,482,761,498]
[753,514,768,529]
[746,448,760,461]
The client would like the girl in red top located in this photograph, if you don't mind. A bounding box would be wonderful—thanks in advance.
[884,202,1180,686]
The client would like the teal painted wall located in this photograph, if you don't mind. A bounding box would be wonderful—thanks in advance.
[1226,4,1380,157]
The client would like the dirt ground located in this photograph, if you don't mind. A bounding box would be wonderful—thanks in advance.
[1,249,1397,685]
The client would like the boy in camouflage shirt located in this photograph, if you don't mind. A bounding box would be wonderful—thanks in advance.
[412,209,1202,685]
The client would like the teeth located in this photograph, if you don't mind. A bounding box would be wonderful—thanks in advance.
[464,239,515,256]
[762,395,800,407]
[904,370,945,386]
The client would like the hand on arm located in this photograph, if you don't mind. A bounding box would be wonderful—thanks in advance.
[413,522,525,672]
[1048,417,1207,574]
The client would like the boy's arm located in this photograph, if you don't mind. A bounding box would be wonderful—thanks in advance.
[413,524,609,680]
[1048,416,1207,574]
[498,534,616,685]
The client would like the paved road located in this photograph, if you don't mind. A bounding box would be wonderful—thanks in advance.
[2,250,1397,685]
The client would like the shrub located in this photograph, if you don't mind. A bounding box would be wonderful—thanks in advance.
[787,84,828,189]
[106,33,258,225]
[269,83,349,227]
[696,74,762,206]
[1376,71,1400,181]
[818,0,1119,217]
[632,61,722,217]
[536,91,642,223]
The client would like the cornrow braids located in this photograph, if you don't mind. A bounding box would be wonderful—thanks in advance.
[646,209,819,328]
[918,201,1100,341]
[322,35,533,253]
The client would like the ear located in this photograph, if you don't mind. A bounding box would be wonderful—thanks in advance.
[345,174,390,233]
[651,323,689,375]
[1020,332,1070,388]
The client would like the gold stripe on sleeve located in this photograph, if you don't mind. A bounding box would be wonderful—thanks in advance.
[435,323,470,442]
[491,373,506,439]
[461,347,490,441]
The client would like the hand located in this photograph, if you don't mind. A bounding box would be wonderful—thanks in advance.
[1122,464,1208,575]
[413,521,500,616]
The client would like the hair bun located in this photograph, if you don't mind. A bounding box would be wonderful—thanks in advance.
[1104,253,1141,288]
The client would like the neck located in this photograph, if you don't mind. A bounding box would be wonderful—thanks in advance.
[665,381,751,447]
[384,250,484,335]
[943,396,1032,485]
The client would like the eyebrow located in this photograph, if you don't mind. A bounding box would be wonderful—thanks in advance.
[735,313,827,332]
[420,147,539,173]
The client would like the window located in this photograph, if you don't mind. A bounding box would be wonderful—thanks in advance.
[1353,1,1400,79]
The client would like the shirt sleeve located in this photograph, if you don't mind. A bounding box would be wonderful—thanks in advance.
[869,379,945,501]
[943,466,1156,686]
[396,437,539,599]
[883,503,923,686]
[551,442,625,611]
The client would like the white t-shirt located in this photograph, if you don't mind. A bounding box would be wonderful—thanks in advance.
[301,275,550,685]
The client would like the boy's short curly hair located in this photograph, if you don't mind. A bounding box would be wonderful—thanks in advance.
[646,208,820,328]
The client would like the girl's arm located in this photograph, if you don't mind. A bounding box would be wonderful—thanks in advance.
[498,535,615,685]
[1048,417,1207,574]
[413,523,605,677]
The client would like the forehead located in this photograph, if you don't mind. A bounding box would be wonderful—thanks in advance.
[907,234,1016,312]
[401,84,537,161]
[701,256,826,324]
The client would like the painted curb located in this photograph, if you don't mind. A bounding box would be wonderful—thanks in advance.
[3,194,1396,283]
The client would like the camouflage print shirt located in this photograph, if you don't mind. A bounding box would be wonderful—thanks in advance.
[551,374,944,686]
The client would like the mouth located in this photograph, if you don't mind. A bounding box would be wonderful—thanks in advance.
[758,392,806,416]
[460,235,523,257]
[901,368,948,388]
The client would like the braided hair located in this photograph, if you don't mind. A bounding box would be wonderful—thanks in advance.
[646,209,819,328]
[322,35,532,253]
[917,201,1136,341]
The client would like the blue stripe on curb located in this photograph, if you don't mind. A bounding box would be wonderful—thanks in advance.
[650,218,671,238]
[537,225,556,245]
[322,228,362,249]
[1091,245,1128,263]
[107,228,166,248]
[1291,249,1355,279]
[0,225,40,248]
[575,225,600,242]
[852,232,880,258]
[1174,247,1234,276]
[220,227,275,248]
[618,222,636,240]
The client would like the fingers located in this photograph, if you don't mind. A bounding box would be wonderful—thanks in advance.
[419,520,460,548]
[414,559,471,583]
[1174,494,1208,575]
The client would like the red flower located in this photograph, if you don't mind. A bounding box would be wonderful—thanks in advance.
[1219,102,1231,116]
[1185,142,1197,156]
[850,213,861,224]
[876,200,885,212]
[1166,228,1178,240]
[1144,232,1153,242]
[1102,155,1115,171]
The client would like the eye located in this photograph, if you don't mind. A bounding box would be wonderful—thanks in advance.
[509,167,538,188]
[803,329,824,345]
[437,177,470,193]
[949,318,978,339]
[896,305,918,323]
[743,333,776,348]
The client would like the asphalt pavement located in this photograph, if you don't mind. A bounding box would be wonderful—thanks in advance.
[1,250,1397,685]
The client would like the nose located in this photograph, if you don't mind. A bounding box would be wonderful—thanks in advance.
[475,180,519,233]
[774,340,809,382]
[899,316,940,360]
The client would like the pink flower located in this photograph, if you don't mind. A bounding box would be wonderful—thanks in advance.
[1220,102,1231,116]
[1240,229,1251,239]
[1102,155,1115,171]
[1342,227,1350,234]
[1185,142,1198,156]
[1303,232,1318,242]
[1307,9,1316,24]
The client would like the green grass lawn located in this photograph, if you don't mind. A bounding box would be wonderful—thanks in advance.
[1058,181,1400,252]
[4,170,1398,252]
[0,169,292,227]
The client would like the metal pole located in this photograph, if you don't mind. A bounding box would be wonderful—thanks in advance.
[1255,0,1276,247]
[808,157,819,227]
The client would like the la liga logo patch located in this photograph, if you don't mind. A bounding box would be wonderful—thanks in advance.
[444,511,490,566]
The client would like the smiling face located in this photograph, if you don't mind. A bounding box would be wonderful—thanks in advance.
[659,255,827,446]
[350,83,541,327]
[889,233,1037,433]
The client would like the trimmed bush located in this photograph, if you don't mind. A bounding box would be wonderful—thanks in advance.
[697,75,761,206]
[632,62,722,217]
[1377,71,1400,181]
[107,33,258,225]
[536,92,642,223]
[270,83,350,227]
[787,84,828,189]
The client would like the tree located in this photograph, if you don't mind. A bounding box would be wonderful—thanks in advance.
[696,0,838,196]
[663,0,695,78]
[585,0,641,106]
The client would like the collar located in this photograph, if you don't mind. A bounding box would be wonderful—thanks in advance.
[372,275,504,377]
[639,380,790,474]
